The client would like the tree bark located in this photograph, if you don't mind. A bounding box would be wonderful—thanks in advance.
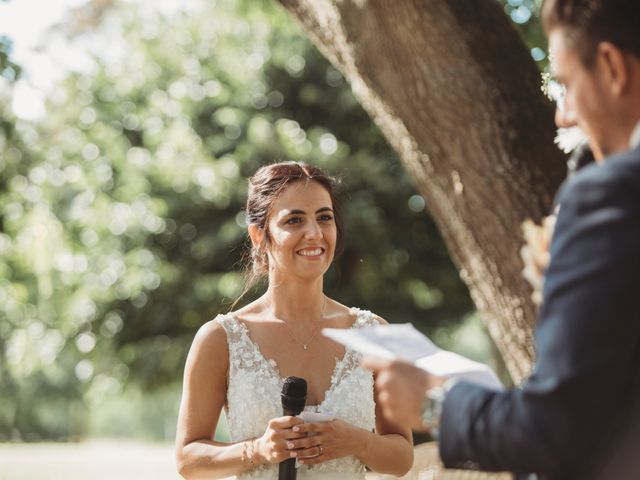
[276,0,566,383]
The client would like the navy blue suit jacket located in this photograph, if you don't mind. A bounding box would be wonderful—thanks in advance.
[439,146,640,479]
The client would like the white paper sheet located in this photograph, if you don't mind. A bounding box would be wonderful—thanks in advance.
[323,323,503,390]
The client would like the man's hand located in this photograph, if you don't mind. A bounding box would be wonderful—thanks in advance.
[362,358,446,431]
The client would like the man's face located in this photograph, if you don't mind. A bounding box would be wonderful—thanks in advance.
[549,29,618,156]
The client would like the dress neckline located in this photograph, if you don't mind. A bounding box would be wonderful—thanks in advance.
[227,308,366,408]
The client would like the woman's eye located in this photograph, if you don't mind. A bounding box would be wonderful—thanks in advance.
[318,214,334,222]
[285,217,302,225]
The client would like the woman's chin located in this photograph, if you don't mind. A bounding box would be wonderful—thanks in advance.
[292,264,330,280]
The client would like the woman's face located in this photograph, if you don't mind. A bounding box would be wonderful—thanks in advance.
[263,180,337,282]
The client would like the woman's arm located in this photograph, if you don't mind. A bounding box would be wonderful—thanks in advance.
[364,315,414,474]
[175,320,254,479]
[365,387,415,475]
[174,320,303,479]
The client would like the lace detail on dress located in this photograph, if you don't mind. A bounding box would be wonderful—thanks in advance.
[215,308,381,479]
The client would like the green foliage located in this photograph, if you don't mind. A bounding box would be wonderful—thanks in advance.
[501,0,548,68]
[0,36,21,83]
[0,0,541,441]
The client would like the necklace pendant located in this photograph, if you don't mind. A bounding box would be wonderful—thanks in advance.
[303,344,308,350]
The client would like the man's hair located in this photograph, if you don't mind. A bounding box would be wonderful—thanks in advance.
[542,0,640,66]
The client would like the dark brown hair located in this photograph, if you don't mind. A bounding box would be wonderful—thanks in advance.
[542,0,640,67]
[231,161,343,309]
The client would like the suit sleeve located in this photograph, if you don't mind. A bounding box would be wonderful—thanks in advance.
[438,168,640,477]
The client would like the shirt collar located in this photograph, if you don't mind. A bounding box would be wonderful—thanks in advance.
[630,121,640,150]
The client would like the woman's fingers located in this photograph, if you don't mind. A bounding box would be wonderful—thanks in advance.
[286,437,326,461]
[293,444,324,460]
[285,434,322,450]
[271,419,336,465]
[281,429,308,440]
[268,415,305,429]
[297,444,328,465]
[259,415,310,463]
[292,421,327,435]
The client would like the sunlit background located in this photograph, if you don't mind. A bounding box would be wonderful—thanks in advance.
[0,0,546,477]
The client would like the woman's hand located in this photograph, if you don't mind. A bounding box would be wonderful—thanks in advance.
[255,416,307,464]
[285,419,366,465]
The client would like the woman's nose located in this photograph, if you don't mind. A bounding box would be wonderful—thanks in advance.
[304,220,322,239]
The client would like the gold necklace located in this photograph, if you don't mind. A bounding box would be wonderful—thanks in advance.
[264,295,327,351]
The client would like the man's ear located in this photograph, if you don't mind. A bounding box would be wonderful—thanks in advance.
[598,42,630,96]
[248,223,264,249]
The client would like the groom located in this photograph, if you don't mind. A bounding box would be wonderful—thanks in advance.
[364,0,640,479]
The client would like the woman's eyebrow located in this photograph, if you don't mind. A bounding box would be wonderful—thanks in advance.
[283,207,333,215]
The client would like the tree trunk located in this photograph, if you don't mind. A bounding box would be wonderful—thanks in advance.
[276,0,566,383]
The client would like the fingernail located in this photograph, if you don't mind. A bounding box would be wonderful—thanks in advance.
[293,426,299,432]
[287,442,294,449]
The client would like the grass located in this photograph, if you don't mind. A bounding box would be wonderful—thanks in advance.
[0,439,181,480]
[0,440,511,479]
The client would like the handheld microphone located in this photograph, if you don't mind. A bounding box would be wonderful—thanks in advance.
[279,376,307,480]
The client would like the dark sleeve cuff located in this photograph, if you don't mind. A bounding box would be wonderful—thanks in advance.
[438,381,497,471]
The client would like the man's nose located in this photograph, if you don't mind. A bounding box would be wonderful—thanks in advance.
[555,96,577,128]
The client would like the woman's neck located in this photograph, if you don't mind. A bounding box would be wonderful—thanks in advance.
[264,277,326,327]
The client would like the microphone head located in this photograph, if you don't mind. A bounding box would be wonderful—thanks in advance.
[281,376,307,415]
[282,376,307,397]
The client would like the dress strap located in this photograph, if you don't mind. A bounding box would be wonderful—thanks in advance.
[326,308,380,389]
[350,308,381,329]
[215,313,244,343]
[214,314,280,379]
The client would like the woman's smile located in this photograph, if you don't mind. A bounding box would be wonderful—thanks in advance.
[297,247,325,258]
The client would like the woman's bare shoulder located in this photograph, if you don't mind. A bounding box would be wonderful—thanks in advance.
[226,299,263,324]
[323,297,390,327]
[322,297,353,327]
[190,317,229,356]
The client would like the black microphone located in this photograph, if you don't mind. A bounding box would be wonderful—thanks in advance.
[279,376,307,480]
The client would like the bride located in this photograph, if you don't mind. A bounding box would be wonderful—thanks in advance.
[175,162,413,479]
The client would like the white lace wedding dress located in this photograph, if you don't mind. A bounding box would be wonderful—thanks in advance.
[215,308,380,480]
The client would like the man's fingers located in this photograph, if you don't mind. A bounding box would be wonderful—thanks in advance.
[362,357,416,373]
[360,356,392,372]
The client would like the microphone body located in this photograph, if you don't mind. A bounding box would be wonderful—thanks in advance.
[278,376,307,480]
